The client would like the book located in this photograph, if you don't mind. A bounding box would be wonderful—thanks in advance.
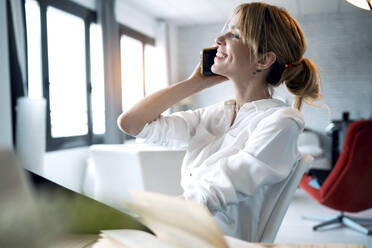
[93,190,229,248]
[91,191,367,248]
[92,190,366,248]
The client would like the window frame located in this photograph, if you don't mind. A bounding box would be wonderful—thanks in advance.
[119,25,155,46]
[119,24,155,98]
[34,0,103,151]
[119,25,155,140]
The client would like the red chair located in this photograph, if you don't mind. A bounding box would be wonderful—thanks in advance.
[300,120,372,235]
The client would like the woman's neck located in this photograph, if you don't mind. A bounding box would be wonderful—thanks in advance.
[232,78,271,112]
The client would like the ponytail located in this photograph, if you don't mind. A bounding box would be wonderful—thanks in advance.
[282,58,321,110]
[234,3,323,111]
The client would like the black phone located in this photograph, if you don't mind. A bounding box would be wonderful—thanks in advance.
[200,47,218,76]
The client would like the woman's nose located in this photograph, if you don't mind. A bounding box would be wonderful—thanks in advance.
[215,34,226,46]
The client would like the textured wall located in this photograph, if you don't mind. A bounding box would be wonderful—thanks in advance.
[175,9,372,136]
[299,11,372,133]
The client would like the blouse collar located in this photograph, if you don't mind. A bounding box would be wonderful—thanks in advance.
[224,98,288,112]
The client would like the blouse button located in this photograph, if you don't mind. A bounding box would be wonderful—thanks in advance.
[189,173,192,176]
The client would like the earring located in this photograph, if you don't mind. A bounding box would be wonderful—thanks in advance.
[253,69,262,75]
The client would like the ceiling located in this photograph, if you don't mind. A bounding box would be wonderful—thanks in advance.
[72,0,363,26]
[117,0,361,26]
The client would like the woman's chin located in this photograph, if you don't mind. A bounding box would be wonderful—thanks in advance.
[211,65,224,76]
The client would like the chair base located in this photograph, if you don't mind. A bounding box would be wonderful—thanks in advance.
[303,212,372,235]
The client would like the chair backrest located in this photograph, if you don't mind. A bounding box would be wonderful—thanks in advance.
[319,120,372,212]
[297,131,323,157]
[298,131,321,147]
[259,154,313,242]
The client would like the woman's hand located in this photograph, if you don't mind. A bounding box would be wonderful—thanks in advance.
[188,63,228,89]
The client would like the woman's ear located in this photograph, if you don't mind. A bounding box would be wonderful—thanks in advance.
[257,52,277,70]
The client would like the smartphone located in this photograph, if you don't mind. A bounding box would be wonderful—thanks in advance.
[200,47,218,76]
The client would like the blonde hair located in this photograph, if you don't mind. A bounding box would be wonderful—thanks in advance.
[233,2,321,110]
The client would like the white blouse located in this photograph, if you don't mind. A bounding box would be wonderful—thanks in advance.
[135,98,304,241]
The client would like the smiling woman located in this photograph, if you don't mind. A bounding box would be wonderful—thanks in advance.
[117,2,321,242]
[213,3,321,111]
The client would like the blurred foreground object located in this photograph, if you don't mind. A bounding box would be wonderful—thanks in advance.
[0,149,148,248]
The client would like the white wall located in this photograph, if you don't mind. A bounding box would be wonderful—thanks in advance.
[175,9,372,133]
[71,0,95,10]
[298,11,372,132]
[0,0,13,149]
[115,0,157,38]
[69,0,158,45]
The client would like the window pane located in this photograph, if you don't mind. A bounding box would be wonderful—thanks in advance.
[144,44,167,96]
[90,23,105,135]
[25,0,42,99]
[144,44,170,114]
[120,35,144,112]
[47,7,88,137]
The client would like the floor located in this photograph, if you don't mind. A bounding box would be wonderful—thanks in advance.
[275,189,372,247]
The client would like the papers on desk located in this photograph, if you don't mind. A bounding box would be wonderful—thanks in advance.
[94,230,258,248]
[94,229,366,248]
[92,190,366,248]
[94,190,229,248]
[94,230,174,248]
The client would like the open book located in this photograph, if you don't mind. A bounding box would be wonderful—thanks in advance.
[92,190,366,248]
[93,190,229,248]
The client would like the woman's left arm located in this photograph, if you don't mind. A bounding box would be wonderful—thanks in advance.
[183,115,303,211]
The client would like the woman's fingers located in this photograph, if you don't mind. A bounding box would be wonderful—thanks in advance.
[188,63,228,88]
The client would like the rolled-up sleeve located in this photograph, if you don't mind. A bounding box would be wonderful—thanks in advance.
[183,116,302,211]
[135,109,202,148]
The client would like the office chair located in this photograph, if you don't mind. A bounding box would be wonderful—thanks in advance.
[300,120,372,235]
[259,154,313,242]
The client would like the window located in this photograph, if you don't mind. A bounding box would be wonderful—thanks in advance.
[47,6,88,138]
[119,25,156,113]
[120,35,144,113]
[89,23,105,135]
[25,0,105,151]
[25,0,42,99]
[144,44,168,96]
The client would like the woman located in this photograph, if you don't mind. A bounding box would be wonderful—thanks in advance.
[117,2,320,241]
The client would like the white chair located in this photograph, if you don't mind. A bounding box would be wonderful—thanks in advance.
[298,131,330,171]
[297,131,323,158]
[258,154,313,242]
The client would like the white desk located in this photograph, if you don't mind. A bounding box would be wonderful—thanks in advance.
[51,234,365,248]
